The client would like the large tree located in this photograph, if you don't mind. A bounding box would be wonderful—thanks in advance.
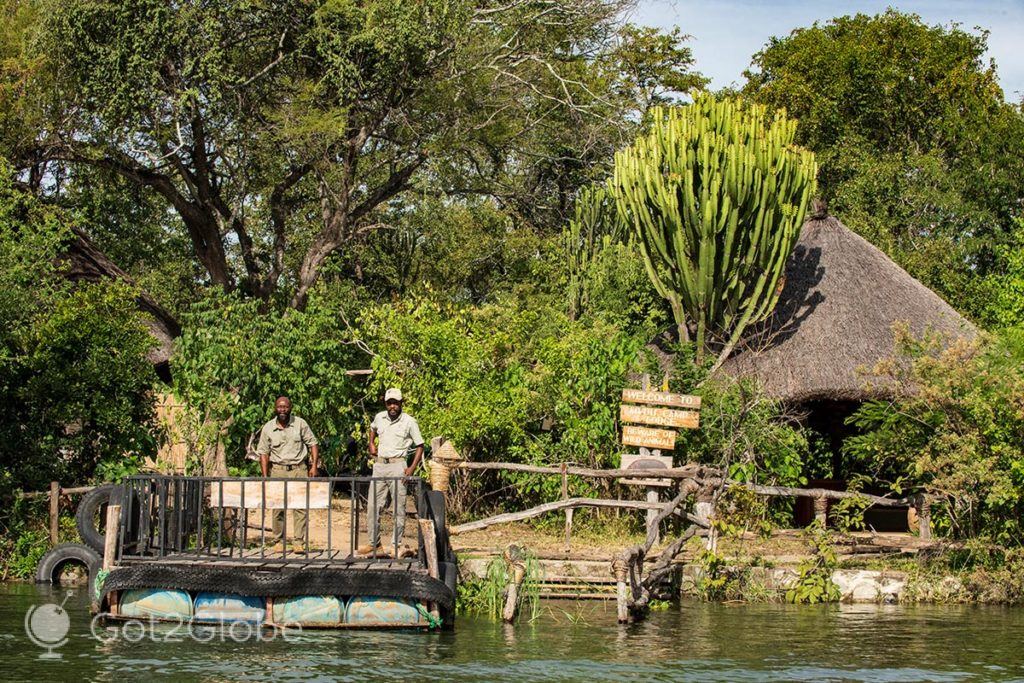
[6,0,700,309]
[742,10,1024,321]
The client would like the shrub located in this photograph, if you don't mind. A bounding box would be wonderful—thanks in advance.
[845,326,1024,542]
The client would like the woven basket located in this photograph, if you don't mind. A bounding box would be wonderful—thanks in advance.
[429,461,452,492]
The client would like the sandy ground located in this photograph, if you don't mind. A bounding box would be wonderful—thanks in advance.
[226,494,929,565]
[236,495,420,556]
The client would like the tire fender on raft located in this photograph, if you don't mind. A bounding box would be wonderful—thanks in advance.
[74,484,116,552]
[75,483,143,553]
[35,542,101,585]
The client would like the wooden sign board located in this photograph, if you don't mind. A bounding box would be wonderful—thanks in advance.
[620,404,699,430]
[619,453,674,487]
[622,389,701,409]
[209,481,331,510]
[622,425,676,451]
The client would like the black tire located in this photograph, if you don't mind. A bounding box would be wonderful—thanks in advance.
[76,484,116,552]
[439,560,457,595]
[76,483,145,553]
[35,542,101,585]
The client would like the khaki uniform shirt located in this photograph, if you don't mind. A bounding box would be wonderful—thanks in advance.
[256,415,318,466]
[372,411,423,461]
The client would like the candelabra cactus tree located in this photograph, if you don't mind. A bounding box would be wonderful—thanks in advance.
[611,92,817,368]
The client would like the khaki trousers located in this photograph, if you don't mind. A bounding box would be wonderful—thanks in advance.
[367,460,407,547]
[270,463,308,543]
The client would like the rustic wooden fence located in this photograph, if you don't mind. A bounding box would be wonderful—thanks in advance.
[443,459,932,623]
[15,483,98,545]
[446,461,929,541]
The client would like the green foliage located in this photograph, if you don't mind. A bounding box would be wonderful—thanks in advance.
[830,496,870,533]
[786,520,841,604]
[844,327,1024,543]
[610,93,817,363]
[675,372,808,492]
[6,528,47,580]
[563,186,665,334]
[171,290,364,471]
[982,219,1024,329]
[0,497,79,580]
[901,543,1024,604]
[714,486,773,539]
[358,296,646,512]
[605,24,708,112]
[456,552,542,620]
[829,476,871,533]
[692,548,776,603]
[744,10,1024,323]
[0,171,157,491]
[21,0,703,307]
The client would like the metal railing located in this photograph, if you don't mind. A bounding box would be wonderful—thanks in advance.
[115,475,430,568]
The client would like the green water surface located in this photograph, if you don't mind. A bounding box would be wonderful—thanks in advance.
[2,583,1022,682]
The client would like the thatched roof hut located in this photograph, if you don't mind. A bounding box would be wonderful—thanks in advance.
[719,212,975,403]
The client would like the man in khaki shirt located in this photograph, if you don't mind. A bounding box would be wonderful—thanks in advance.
[257,396,319,550]
[358,388,423,555]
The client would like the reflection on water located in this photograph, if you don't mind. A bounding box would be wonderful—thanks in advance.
[2,583,1022,682]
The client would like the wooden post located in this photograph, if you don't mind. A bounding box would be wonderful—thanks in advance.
[502,545,526,623]
[916,494,932,541]
[561,463,572,553]
[419,519,439,579]
[694,485,716,551]
[612,551,633,624]
[813,495,828,526]
[102,504,121,570]
[49,481,60,546]
[418,519,441,620]
[645,486,660,546]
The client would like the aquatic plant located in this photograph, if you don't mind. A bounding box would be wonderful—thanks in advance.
[786,520,841,604]
[456,551,542,621]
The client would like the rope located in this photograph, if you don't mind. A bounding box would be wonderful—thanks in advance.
[94,568,110,603]
[415,603,443,629]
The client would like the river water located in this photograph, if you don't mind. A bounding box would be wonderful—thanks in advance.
[2,583,1022,681]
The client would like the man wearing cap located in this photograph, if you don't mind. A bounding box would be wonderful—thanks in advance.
[359,388,424,555]
[257,396,320,551]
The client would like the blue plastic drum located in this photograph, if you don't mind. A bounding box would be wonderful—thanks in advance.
[272,595,343,626]
[344,597,425,626]
[192,593,266,623]
[119,588,192,620]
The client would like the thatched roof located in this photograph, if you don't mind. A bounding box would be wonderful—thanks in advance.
[62,228,180,374]
[719,213,975,403]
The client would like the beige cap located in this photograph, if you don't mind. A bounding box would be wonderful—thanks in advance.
[384,387,403,402]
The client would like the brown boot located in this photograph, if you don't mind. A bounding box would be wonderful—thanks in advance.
[356,543,381,556]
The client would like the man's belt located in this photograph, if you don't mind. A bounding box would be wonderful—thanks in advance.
[374,456,406,463]
[271,462,306,470]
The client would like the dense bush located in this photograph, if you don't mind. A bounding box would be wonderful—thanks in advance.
[845,326,1024,542]
[0,173,157,491]
[170,289,366,473]
[358,297,646,513]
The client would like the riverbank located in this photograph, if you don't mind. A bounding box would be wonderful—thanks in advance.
[5,505,1022,606]
[454,523,1024,606]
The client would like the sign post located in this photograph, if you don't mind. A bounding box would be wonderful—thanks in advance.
[618,377,702,544]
